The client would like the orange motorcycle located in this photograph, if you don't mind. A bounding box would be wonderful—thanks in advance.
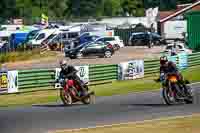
[160,72,193,105]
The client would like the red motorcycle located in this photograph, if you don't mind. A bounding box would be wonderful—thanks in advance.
[59,78,95,105]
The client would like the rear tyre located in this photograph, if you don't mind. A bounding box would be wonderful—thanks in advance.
[69,55,77,59]
[114,44,120,51]
[82,94,95,105]
[184,86,193,104]
[148,42,154,48]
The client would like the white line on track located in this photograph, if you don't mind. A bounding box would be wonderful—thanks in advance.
[48,82,200,133]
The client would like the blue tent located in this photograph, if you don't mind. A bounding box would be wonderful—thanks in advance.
[10,29,40,49]
[10,32,29,49]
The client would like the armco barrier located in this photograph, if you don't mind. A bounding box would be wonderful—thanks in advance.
[17,64,118,90]
[188,52,200,67]
[18,69,55,89]
[3,52,200,92]
[144,59,160,77]
[89,64,118,84]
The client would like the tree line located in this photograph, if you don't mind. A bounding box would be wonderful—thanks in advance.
[0,0,196,23]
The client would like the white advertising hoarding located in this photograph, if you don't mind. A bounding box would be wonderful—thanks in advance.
[118,60,144,80]
[7,71,18,93]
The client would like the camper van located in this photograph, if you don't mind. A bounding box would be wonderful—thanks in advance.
[43,30,80,50]
[28,29,60,47]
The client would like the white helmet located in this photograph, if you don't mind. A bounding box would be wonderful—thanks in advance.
[59,60,67,70]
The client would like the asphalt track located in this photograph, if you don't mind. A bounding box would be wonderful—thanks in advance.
[0,84,200,133]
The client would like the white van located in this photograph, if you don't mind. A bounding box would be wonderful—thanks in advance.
[28,29,60,47]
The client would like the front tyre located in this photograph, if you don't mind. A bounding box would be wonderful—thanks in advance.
[104,51,112,58]
[60,89,73,105]
[76,52,83,58]
[162,87,176,105]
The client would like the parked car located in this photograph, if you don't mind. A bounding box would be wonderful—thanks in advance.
[164,43,192,55]
[95,36,124,50]
[77,35,100,45]
[128,32,164,48]
[67,41,115,59]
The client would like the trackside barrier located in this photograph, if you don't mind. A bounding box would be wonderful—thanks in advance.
[18,69,55,89]
[0,52,200,94]
[144,59,160,77]
[15,64,118,91]
[89,64,118,85]
[188,52,200,67]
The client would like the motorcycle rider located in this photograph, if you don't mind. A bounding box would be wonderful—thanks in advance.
[158,56,190,96]
[59,60,87,96]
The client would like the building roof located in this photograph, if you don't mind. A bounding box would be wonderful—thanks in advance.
[159,0,200,23]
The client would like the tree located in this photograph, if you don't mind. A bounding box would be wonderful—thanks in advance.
[177,0,196,4]
[102,0,122,16]
[144,0,159,9]
[0,0,17,22]
[69,0,104,18]
[48,0,70,19]
[160,0,177,11]
[121,0,144,16]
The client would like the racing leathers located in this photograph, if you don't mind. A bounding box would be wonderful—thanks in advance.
[159,61,189,96]
[59,65,87,95]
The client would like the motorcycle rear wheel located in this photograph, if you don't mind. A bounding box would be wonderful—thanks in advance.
[82,94,95,105]
[184,86,193,104]
[81,86,95,105]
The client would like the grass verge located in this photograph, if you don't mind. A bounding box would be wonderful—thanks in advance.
[0,50,57,64]
[54,114,200,133]
[0,67,199,107]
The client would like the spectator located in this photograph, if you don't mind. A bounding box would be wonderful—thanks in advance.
[0,64,8,73]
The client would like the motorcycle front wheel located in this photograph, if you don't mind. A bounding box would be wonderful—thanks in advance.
[60,89,73,105]
[162,87,176,105]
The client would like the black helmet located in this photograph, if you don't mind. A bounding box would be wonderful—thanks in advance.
[160,56,168,65]
[60,60,68,70]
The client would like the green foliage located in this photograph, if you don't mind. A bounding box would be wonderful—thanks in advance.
[102,0,122,16]
[0,0,197,23]
[121,0,144,16]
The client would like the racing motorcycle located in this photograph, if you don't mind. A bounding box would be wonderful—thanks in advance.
[59,78,95,105]
[160,72,193,105]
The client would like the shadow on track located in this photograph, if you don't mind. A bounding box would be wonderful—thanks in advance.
[120,103,171,108]
[129,104,168,107]
[32,103,85,108]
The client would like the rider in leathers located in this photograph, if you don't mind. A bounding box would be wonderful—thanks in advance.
[159,56,190,96]
[59,60,87,95]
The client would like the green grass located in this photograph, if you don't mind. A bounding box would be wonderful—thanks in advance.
[54,114,200,133]
[90,79,160,96]
[0,67,199,107]
[182,67,200,82]
[0,50,57,64]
